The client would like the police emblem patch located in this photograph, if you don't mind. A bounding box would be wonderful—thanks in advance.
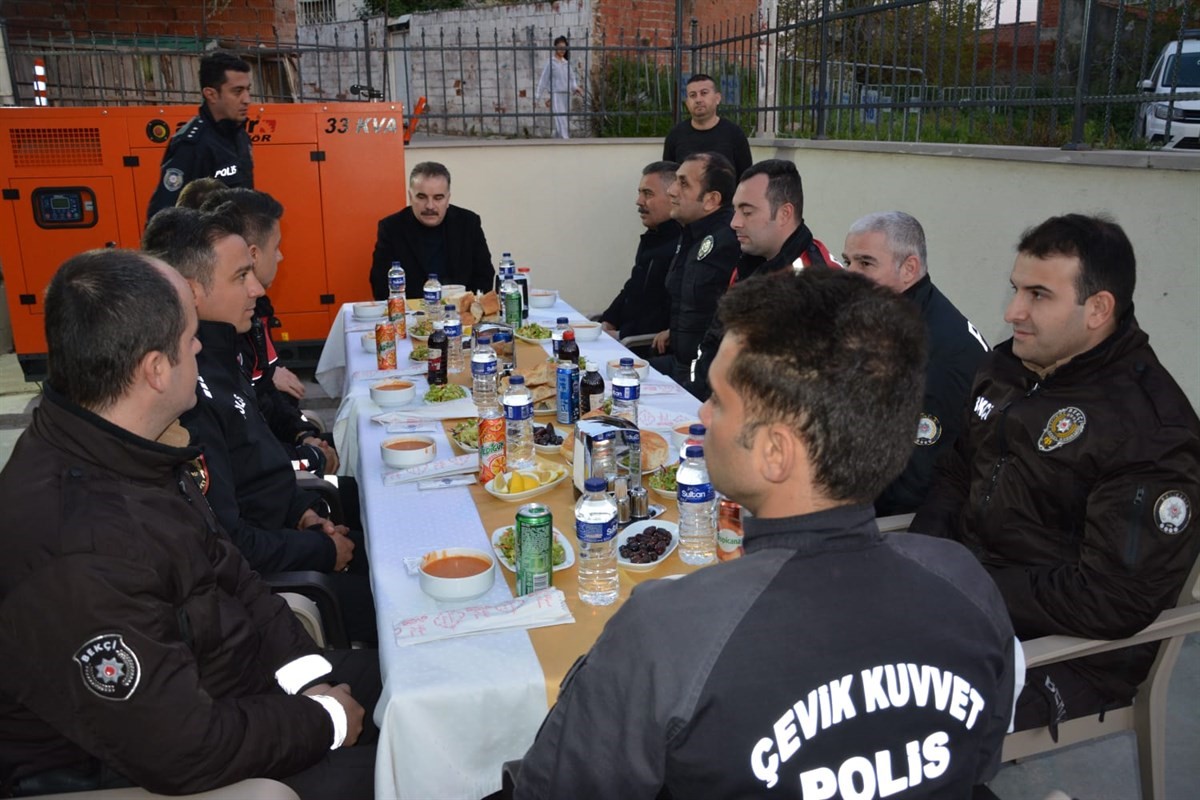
[697,235,714,260]
[74,634,141,701]
[163,168,184,192]
[1153,491,1192,535]
[1037,406,1086,452]
[914,413,942,446]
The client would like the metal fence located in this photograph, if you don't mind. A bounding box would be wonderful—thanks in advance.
[6,0,1199,149]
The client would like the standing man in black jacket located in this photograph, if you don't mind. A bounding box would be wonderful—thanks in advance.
[369,161,494,300]
[843,211,989,516]
[914,214,1200,733]
[0,249,377,797]
[690,159,838,400]
[143,206,377,645]
[652,152,741,388]
[147,52,254,219]
[598,161,681,342]
[662,74,752,179]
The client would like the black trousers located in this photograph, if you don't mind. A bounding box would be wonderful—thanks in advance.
[280,648,383,800]
[1013,662,1121,735]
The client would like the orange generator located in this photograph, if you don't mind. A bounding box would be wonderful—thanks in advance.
[0,103,408,380]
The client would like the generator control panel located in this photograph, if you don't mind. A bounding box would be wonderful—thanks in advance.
[32,187,97,229]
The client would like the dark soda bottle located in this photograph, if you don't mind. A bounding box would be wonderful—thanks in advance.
[558,329,580,368]
[580,358,606,414]
[427,319,448,385]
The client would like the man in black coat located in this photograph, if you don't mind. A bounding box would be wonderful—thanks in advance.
[598,161,681,342]
[842,211,990,516]
[147,52,254,219]
[369,161,494,300]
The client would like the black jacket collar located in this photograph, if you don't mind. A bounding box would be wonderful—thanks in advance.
[198,103,245,141]
[744,503,882,555]
[995,307,1146,387]
[737,223,817,282]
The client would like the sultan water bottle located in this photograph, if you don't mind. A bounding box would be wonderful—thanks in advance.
[423,272,443,322]
[575,477,619,605]
[444,304,464,374]
[551,317,571,357]
[495,252,516,293]
[612,357,640,425]
[677,445,717,565]
[503,374,535,471]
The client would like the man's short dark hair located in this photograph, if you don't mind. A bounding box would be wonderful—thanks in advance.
[45,249,186,412]
[142,205,246,289]
[683,152,735,208]
[739,159,804,220]
[175,178,227,211]
[200,52,251,91]
[686,73,718,90]
[642,160,678,182]
[717,269,926,503]
[200,188,283,250]
[1017,213,1136,317]
[410,161,452,187]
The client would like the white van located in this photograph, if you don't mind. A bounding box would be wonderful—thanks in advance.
[1138,33,1200,149]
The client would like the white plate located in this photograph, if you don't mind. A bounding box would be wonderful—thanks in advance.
[514,332,553,345]
[449,420,480,452]
[483,465,569,503]
[533,423,568,455]
[532,400,557,417]
[490,526,575,573]
[617,520,679,571]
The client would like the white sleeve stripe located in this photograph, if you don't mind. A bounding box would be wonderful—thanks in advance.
[275,654,333,695]
[308,694,348,749]
[1008,636,1027,733]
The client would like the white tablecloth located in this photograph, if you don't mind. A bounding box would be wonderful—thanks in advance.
[325,301,702,798]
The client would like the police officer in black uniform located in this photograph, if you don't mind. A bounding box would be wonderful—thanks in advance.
[147,52,255,219]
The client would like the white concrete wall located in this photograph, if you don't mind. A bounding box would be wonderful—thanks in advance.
[403,137,1200,407]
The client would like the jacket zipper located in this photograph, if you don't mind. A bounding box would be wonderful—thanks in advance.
[976,381,1042,527]
[1124,485,1146,567]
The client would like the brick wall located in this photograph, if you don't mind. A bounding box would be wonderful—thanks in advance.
[4,0,295,42]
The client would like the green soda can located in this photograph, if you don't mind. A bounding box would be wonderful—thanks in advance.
[515,503,554,595]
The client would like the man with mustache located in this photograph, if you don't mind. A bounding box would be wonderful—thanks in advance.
[597,161,682,343]
[369,161,495,300]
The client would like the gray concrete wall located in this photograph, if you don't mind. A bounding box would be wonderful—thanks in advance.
[401,137,1200,408]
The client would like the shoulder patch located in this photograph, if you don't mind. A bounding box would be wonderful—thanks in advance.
[915,413,942,446]
[697,235,714,261]
[186,454,210,495]
[1038,407,1086,452]
[162,168,184,193]
[74,634,141,701]
[1153,491,1191,535]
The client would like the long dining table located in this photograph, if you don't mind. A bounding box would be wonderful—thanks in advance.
[316,297,708,799]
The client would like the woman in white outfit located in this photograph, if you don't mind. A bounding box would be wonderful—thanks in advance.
[535,35,582,139]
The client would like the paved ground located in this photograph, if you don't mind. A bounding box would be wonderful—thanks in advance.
[0,352,1194,799]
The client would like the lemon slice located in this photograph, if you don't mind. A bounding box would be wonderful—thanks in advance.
[517,470,541,489]
[493,472,509,493]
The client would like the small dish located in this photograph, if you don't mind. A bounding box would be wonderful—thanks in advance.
[606,358,650,380]
[380,434,436,468]
[529,289,558,308]
[532,399,557,417]
[449,419,480,452]
[533,423,568,455]
[617,520,679,571]
[571,321,603,342]
[418,547,496,601]
[361,332,376,354]
[490,526,575,573]
[370,379,416,407]
[483,464,569,503]
[514,332,553,345]
[352,301,387,320]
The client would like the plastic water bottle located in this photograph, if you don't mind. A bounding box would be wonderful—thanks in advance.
[388,260,406,297]
[551,317,571,357]
[677,445,717,565]
[612,357,640,425]
[444,304,463,374]
[500,266,523,328]
[495,252,516,293]
[515,266,531,320]
[575,477,619,606]
[472,334,498,406]
[679,423,706,462]
[423,272,443,322]
[503,374,535,470]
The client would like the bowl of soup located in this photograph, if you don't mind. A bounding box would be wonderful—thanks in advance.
[370,379,416,408]
[606,358,650,381]
[352,301,387,320]
[361,331,377,354]
[529,289,558,308]
[571,320,603,342]
[419,547,496,601]
[380,434,436,468]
